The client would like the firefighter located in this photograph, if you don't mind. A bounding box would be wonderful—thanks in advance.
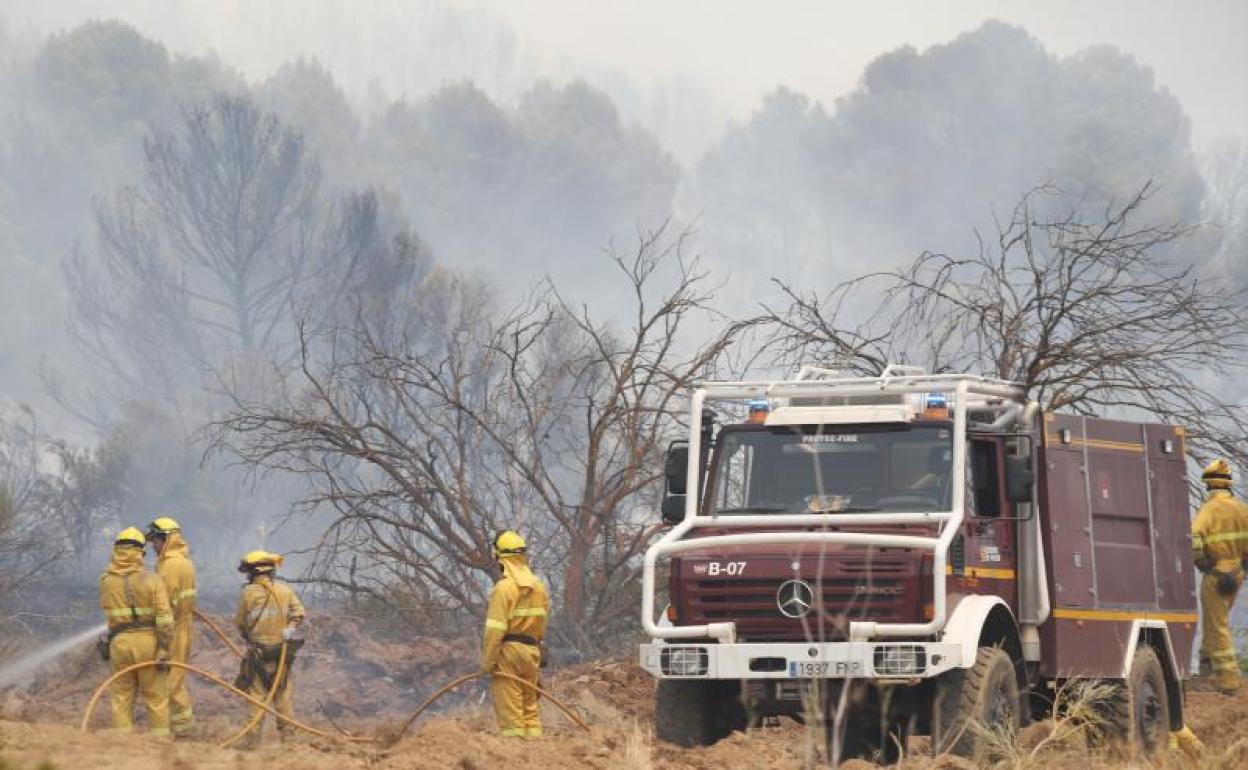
[481,530,550,738]
[233,550,306,749]
[146,517,197,736]
[1191,459,1248,693]
[99,527,174,735]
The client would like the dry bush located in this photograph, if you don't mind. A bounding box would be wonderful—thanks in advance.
[965,678,1118,769]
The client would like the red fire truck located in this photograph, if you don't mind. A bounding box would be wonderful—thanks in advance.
[639,366,1196,761]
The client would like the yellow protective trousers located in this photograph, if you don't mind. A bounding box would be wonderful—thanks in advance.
[491,641,542,737]
[109,629,170,735]
[1199,569,1242,691]
[238,657,295,748]
[168,618,193,733]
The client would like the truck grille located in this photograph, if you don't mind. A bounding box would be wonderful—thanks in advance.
[680,558,919,641]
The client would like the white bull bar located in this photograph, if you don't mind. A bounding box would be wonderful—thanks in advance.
[640,372,1024,644]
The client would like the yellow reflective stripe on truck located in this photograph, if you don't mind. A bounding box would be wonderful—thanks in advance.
[1052,608,1198,624]
[944,566,1016,580]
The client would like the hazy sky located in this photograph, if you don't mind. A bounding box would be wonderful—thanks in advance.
[2,0,1244,152]
[496,0,1248,145]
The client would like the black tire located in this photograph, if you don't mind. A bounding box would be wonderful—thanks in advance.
[931,646,1021,757]
[840,711,910,765]
[834,684,911,765]
[1105,646,1170,758]
[654,679,745,747]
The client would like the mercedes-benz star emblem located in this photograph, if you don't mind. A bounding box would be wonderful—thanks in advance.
[776,579,815,619]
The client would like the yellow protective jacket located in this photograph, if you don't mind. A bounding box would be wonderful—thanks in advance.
[481,555,550,670]
[1191,489,1248,571]
[99,545,173,650]
[234,574,306,645]
[156,532,196,623]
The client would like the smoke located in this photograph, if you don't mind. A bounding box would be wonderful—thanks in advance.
[0,2,1243,637]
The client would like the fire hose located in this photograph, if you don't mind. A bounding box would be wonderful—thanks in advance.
[83,614,591,745]
[192,610,244,659]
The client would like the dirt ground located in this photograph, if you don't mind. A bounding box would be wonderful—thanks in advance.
[4,621,1248,769]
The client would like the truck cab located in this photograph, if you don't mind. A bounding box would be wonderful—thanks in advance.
[639,366,1195,762]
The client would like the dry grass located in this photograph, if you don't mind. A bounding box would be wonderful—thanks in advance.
[622,720,653,770]
[964,679,1116,768]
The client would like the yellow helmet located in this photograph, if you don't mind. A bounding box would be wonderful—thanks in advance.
[238,550,283,573]
[493,530,527,558]
[114,527,146,548]
[146,516,181,538]
[1202,459,1233,490]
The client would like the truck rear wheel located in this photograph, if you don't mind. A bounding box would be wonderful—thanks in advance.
[654,679,746,747]
[1106,646,1170,758]
[931,646,1020,757]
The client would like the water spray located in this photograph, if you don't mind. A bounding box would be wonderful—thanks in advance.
[0,622,107,689]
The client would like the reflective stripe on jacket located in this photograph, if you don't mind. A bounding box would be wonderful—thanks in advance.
[1192,490,1248,570]
[482,555,550,670]
[156,532,197,624]
[234,575,305,645]
[99,545,173,648]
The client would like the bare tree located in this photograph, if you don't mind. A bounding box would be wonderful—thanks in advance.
[33,436,129,581]
[0,408,54,602]
[60,94,420,420]
[764,184,1248,468]
[1203,137,1248,284]
[210,225,751,653]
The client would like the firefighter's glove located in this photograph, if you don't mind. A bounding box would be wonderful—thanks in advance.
[155,651,172,673]
[1194,556,1213,574]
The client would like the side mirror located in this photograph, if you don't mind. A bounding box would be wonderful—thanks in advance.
[665,444,689,495]
[661,494,686,525]
[660,444,690,525]
[1004,454,1035,504]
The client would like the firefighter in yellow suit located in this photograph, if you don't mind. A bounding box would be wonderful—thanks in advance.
[1192,459,1248,693]
[234,550,306,749]
[99,527,174,735]
[481,530,550,738]
[147,517,196,736]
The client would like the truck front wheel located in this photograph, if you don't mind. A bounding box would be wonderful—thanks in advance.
[931,646,1020,757]
[654,679,746,747]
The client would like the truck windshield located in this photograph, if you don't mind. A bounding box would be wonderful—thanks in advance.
[710,424,953,514]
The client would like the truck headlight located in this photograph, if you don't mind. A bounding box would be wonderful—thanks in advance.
[660,646,709,676]
[873,644,927,676]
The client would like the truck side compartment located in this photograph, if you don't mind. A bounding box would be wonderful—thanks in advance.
[1037,414,1197,682]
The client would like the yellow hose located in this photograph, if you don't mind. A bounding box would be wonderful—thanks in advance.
[80,660,364,743]
[217,642,289,748]
[82,662,590,745]
[192,610,244,659]
[391,671,591,742]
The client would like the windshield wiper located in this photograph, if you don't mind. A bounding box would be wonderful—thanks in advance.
[715,506,787,514]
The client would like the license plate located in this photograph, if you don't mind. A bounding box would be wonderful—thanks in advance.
[788,661,829,678]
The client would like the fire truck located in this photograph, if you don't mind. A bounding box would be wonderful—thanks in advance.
[639,366,1196,761]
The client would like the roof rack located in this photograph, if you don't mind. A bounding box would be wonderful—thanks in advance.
[699,364,1024,403]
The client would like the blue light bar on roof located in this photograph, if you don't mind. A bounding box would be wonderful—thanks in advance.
[925,393,948,410]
